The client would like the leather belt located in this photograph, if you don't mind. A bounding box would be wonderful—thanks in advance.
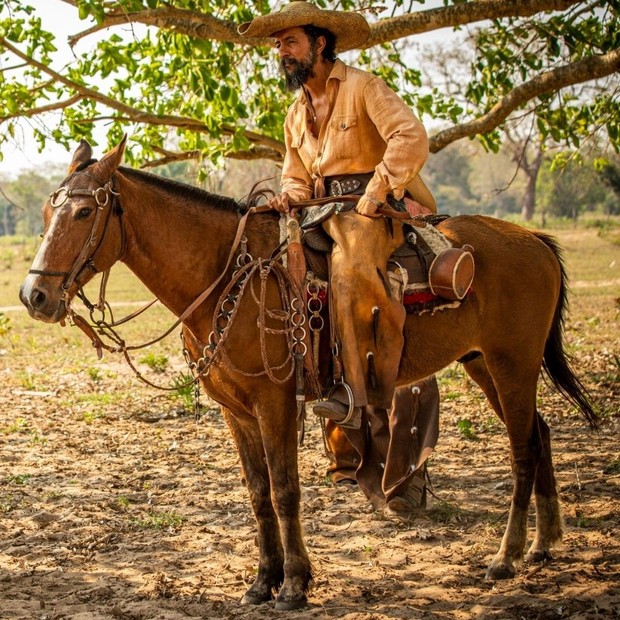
[325,173,373,197]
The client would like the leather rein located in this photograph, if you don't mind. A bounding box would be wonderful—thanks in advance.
[32,178,416,388]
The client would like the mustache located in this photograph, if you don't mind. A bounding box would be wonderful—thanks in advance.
[280,57,300,71]
[278,50,315,91]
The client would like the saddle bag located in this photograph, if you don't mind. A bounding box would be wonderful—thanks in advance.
[428,245,475,301]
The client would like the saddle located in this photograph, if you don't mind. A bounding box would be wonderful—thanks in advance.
[300,211,475,310]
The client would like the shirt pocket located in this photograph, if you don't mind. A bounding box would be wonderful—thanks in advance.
[328,115,361,159]
[290,125,315,171]
[290,127,305,150]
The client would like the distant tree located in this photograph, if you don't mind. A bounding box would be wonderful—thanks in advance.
[538,154,615,221]
[599,160,620,215]
[0,183,18,235]
[422,142,478,215]
[8,171,59,236]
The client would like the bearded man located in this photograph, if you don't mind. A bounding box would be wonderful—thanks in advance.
[239,1,439,515]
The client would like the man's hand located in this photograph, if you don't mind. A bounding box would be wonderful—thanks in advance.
[268,192,291,213]
[355,193,383,218]
[404,197,432,217]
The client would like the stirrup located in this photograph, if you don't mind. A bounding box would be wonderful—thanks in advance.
[315,382,362,429]
[326,382,357,425]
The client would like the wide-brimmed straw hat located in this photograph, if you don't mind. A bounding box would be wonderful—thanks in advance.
[238,1,370,52]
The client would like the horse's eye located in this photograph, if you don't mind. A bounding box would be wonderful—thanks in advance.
[76,207,92,220]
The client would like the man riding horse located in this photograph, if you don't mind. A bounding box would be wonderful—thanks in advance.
[239,0,440,515]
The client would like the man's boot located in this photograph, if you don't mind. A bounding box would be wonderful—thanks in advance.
[323,419,359,484]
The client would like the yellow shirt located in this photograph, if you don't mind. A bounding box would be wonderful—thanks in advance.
[281,59,435,211]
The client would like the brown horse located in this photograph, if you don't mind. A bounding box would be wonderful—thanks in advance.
[20,137,597,611]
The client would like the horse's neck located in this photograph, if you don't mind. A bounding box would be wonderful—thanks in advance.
[118,176,242,319]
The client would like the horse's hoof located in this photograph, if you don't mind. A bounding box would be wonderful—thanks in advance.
[274,594,307,611]
[241,589,273,605]
[525,548,553,564]
[485,563,516,580]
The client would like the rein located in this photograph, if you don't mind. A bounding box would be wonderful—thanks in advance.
[38,179,418,391]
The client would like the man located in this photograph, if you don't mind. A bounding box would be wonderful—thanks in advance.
[238,1,439,515]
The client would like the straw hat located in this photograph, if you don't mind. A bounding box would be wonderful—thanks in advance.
[238,1,370,52]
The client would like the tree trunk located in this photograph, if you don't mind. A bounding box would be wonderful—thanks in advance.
[520,148,544,221]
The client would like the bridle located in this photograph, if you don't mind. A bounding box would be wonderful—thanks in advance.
[27,179,420,395]
[29,175,124,307]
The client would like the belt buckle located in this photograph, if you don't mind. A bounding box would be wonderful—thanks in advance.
[329,180,343,197]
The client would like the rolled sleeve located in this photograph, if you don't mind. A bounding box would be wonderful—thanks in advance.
[363,78,429,201]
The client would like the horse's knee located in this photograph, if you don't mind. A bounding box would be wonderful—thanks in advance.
[271,486,302,519]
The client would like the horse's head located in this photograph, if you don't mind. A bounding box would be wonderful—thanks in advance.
[19,136,127,323]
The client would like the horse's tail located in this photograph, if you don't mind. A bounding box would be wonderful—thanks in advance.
[536,232,599,429]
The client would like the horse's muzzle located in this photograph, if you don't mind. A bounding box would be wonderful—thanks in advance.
[19,277,67,323]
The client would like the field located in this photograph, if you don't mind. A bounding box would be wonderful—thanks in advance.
[0,223,618,619]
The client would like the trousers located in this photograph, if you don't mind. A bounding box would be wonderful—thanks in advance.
[322,210,406,409]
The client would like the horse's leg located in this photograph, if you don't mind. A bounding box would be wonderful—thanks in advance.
[464,357,562,573]
[256,398,312,611]
[222,407,285,604]
[482,359,541,580]
[462,356,504,422]
[525,413,563,563]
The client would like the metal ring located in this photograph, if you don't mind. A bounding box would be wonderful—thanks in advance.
[50,188,69,208]
[293,341,307,356]
[307,297,322,313]
[309,315,324,331]
[94,187,109,207]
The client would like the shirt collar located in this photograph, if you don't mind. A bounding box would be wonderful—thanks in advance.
[298,59,347,105]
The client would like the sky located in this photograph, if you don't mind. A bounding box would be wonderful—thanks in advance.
[0,0,102,175]
[0,0,450,176]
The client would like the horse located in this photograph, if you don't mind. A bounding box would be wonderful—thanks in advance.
[19,137,597,611]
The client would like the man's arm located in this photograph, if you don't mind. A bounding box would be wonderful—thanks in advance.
[357,77,429,216]
[278,109,314,205]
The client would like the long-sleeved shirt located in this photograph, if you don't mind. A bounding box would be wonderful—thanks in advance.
[281,59,434,210]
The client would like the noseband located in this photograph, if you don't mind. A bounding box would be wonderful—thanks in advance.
[29,177,123,299]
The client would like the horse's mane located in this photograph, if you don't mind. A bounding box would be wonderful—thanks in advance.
[118,166,243,214]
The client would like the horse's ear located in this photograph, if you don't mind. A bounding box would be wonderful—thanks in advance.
[67,139,93,174]
[92,134,128,181]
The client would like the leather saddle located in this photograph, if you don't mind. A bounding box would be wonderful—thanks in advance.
[301,210,474,303]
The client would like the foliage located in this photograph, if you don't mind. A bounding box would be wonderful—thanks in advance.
[131,510,185,530]
[0,168,62,236]
[456,418,480,442]
[0,312,11,336]
[538,152,618,220]
[0,0,617,175]
[170,371,195,411]
[139,352,169,373]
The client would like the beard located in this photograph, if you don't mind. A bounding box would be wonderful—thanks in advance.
[280,48,316,91]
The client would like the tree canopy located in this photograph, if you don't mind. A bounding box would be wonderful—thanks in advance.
[0,0,618,176]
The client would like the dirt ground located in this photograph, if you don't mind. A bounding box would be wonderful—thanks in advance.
[1,229,619,619]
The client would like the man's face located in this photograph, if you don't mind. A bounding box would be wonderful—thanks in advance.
[273,27,317,91]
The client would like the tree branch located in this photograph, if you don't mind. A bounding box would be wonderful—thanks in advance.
[0,37,285,156]
[144,145,282,168]
[61,1,242,48]
[59,0,583,50]
[367,0,583,47]
[429,48,620,152]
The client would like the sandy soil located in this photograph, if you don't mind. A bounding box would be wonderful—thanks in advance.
[0,344,618,620]
[1,226,618,619]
